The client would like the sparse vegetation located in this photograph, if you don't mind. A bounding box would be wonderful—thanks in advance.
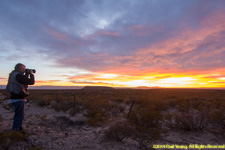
[210,100,225,131]
[0,114,2,122]
[2,103,13,111]
[129,104,162,148]
[0,131,28,150]
[40,114,47,120]
[84,98,112,126]
[164,98,211,131]
[28,146,43,150]
[1,89,225,149]
[104,120,133,141]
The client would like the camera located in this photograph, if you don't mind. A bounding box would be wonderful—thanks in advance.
[25,69,36,74]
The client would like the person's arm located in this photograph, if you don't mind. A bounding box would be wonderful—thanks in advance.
[16,73,35,85]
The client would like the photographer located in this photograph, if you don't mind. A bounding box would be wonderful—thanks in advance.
[6,63,35,132]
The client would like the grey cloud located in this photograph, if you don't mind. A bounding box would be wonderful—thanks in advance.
[174,31,225,71]
[1,0,225,73]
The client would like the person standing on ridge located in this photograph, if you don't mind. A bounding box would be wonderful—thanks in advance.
[6,63,35,132]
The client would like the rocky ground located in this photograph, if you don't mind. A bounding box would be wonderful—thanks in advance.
[0,92,140,150]
[0,92,225,150]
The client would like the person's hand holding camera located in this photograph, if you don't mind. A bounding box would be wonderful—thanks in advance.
[30,70,33,74]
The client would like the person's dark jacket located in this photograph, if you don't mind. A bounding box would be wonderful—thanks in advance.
[10,73,35,99]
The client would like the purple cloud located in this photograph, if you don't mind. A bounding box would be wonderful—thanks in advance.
[1,0,225,74]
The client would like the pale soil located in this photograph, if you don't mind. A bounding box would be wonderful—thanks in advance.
[0,92,224,150]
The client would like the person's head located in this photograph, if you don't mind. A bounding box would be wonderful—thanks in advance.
[14,63,26,73]
[8,63,26,81]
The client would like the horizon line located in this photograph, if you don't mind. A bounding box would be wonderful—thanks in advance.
[0,85,225,90]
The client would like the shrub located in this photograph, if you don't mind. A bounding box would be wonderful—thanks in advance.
[0,114,2,122]
[104,120,133,141]
[0,131,28,150]
[210,101,225,130]
[69,106,82,116]
[50,95,78,112]
[36,95,54,107]
[112,98,124,103]
[164,98,210,131]
[2,103,13,111]
[84,98,112,126]
[129,105,162,148]
[40,114,47,121]
[28,146,43,150]
[86,109,110,127]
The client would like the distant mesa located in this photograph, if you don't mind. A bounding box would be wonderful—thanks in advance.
[82,86,114,90]
[0,85,6,89]
[136,86,162,89]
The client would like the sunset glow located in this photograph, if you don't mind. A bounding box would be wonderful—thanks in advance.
[0,0,225,89]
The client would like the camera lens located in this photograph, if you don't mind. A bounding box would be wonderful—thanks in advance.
[25,69,36,74]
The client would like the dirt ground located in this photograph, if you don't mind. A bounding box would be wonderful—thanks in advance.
[0,92,224,150]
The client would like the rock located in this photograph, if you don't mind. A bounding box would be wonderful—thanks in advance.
[65,132,69,138]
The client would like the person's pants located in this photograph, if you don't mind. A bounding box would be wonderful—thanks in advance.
[12,101,25,131]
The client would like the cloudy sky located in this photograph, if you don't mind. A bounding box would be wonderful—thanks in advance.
[1,0,225,88]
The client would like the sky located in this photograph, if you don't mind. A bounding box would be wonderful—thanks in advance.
[1,0,225,88]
